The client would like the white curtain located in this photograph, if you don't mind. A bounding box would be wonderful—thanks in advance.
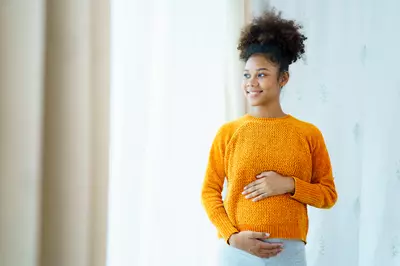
[251,1,400,265]
[107,1,246,265]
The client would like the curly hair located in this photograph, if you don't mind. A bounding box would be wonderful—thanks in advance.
[237,9,307,71]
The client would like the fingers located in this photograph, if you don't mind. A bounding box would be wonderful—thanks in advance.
[242,184,260,195]
[259,242,284,250]
[243,185,268,201]
[253,242,284,258]
[252,193,268,202]
[243,175,271,201]
[257,248,282,258]
[256,171,273,178]
[243,178,264,190]
[250,232,270,239]
[244,190,264,201]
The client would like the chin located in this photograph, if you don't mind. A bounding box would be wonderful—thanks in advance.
[247,99,266,107]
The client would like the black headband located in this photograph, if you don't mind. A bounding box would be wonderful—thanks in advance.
[244,43,289,72]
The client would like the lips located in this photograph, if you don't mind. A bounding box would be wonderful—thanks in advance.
[247,90,263,95]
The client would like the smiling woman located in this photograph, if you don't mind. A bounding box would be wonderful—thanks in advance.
[201,9,338,266]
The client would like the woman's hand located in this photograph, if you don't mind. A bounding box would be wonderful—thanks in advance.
[229,231,283,258]
[242,171,295,202]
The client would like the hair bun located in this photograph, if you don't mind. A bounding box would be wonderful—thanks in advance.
[238,9,307,67]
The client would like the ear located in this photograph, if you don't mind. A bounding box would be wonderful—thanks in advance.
[279,71,289,88]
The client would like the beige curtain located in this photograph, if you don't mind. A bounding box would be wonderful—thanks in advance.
[0,1,110,266]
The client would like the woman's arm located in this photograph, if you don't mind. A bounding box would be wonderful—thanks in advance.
[290,127,338,209]
[201,127,239,242]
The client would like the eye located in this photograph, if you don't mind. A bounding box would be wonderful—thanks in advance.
[243,73,251,79]
[258,73,267,78]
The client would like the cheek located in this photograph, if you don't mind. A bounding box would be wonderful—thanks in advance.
[241,81,247,90]
[260,79,278,90]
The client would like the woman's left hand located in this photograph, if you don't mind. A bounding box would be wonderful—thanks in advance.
[242,171,295,202]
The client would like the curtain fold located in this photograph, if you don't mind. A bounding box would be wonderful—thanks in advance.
[0,1,110,265]
[0,1,45,266]
[89,1,110,265]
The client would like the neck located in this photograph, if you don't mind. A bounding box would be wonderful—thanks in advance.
[248,101,286,118]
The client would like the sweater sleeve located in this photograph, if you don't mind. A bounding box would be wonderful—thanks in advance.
[201,126,239,241]
[291,127,338,209]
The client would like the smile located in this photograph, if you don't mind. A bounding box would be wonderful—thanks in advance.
[247,90,263,95]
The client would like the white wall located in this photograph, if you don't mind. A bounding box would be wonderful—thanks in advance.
[253,0,400,265]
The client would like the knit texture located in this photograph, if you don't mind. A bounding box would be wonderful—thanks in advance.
[201,114,337,243]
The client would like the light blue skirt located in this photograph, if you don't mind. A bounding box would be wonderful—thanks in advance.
[219,238,306,266]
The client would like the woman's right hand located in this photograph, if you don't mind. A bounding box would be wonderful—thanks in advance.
[228,231,283,258]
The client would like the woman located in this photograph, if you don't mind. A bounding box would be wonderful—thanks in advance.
[201,10,338,266]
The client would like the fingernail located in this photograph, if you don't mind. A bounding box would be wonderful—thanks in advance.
[265,233,270,237]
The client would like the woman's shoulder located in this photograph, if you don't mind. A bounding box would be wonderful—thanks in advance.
[287,115,324,139]
[216,116,248,135]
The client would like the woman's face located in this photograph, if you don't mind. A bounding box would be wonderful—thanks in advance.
[242,54,287,107]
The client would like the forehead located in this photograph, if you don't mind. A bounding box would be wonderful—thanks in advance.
[244,54,278,71]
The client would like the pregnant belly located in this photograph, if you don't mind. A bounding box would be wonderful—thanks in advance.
[225,194,307,226]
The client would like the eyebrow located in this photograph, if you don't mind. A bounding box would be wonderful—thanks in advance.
[243,68,270,72]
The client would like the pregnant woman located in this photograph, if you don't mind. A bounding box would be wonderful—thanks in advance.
[201,9,338,266]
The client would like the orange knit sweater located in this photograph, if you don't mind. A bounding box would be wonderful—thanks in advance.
[201,114,337,243]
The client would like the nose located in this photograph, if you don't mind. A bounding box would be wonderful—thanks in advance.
[247,76,258,87]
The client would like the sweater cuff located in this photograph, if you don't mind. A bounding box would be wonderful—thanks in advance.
[212,213,239,242]
[290,177,320,206]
